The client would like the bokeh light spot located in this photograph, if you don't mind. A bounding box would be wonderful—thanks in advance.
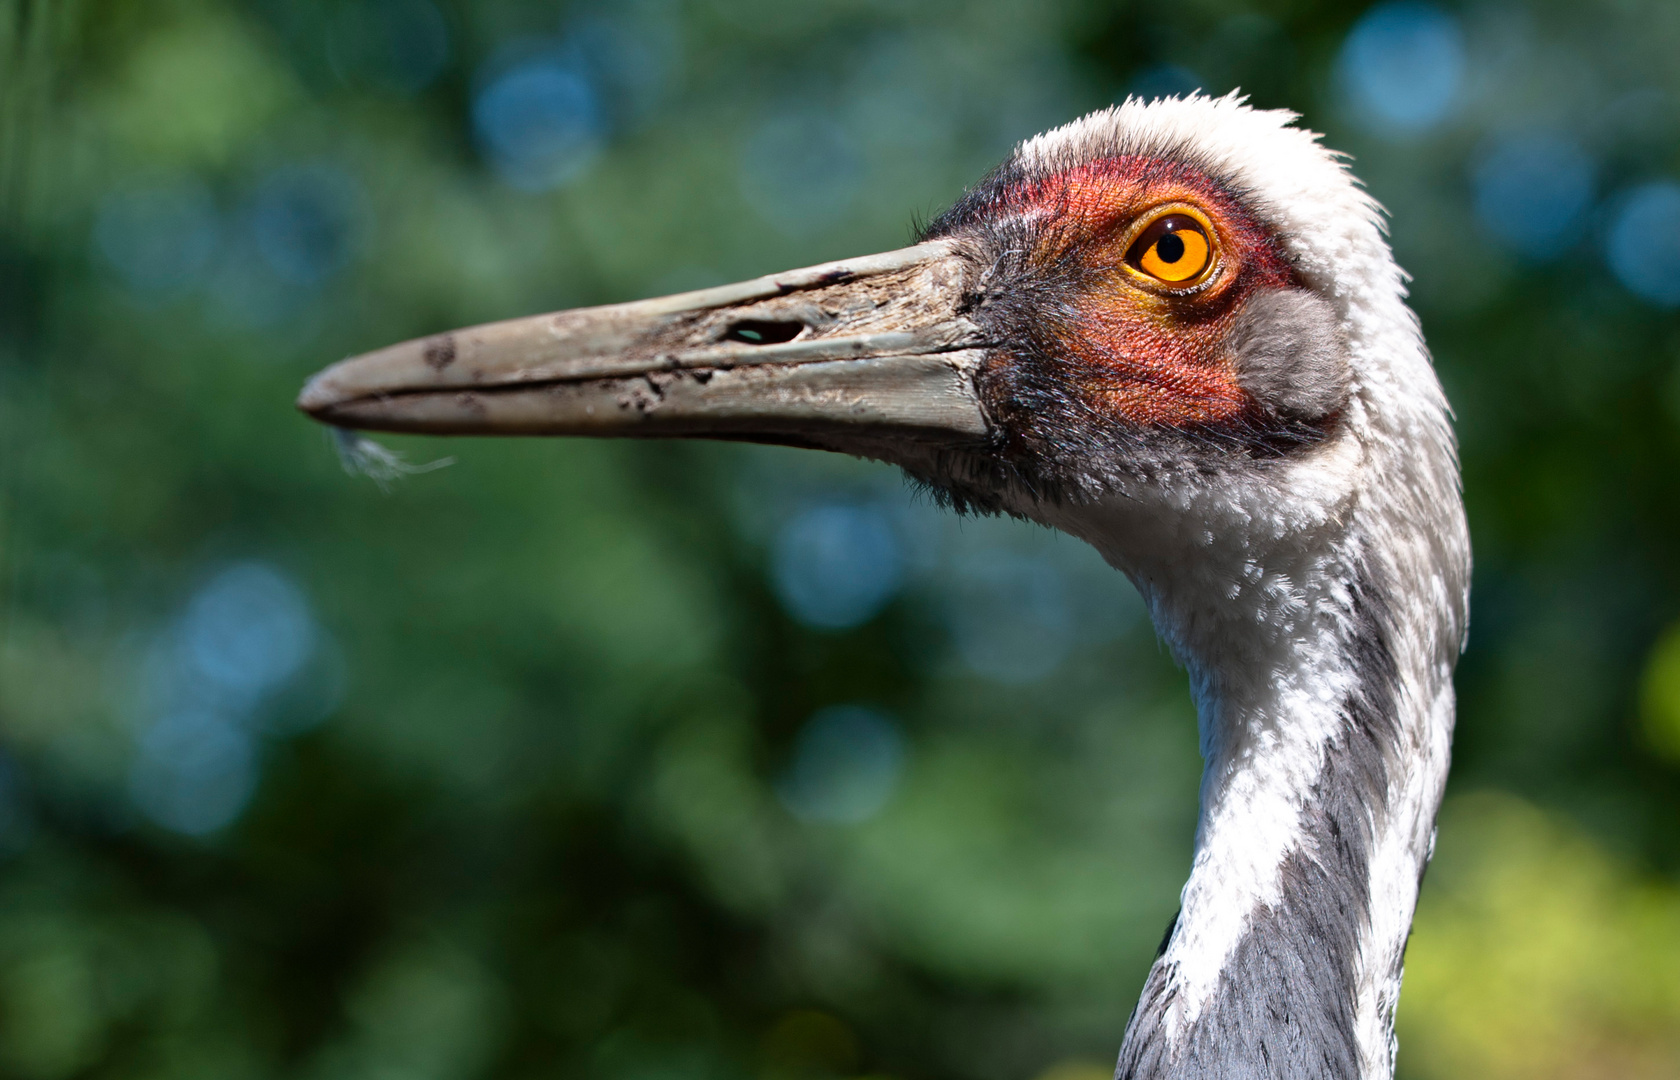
[93,179,219,299]
[129,562,320,836]
[1472,131,1596,259]
[776,705,905,825]
[472,58,604,191]
[131,708,258,835]
[1336,1,1464,135]
[771,504,903,630]
[250,164,363,285]
[179,562,315,706]
[1639,623,1680,758]
[1605,180,1680,308]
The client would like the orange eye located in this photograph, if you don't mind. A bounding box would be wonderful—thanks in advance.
[1126,213,1213,284]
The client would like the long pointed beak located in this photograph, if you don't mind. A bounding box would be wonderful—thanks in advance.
[297,239,992,461]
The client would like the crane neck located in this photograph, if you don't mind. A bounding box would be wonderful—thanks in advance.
[1133,552,1437,1080]
[1050,454,1463,1080]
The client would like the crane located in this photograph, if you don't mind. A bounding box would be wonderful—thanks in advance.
[298,94,1471,1080]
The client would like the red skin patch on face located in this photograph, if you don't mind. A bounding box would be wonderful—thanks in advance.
[994,157,1297,428]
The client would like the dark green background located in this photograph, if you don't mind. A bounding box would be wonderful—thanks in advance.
[3,1,1679,1078]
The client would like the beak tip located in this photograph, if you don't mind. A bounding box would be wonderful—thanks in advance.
[296,373,346,424]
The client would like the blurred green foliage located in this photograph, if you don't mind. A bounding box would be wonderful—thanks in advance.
[1,0,1679,1078]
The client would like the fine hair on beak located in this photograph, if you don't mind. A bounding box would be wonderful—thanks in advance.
[331,429,455,493]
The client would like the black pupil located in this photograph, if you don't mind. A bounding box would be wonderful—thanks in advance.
[1156,232,1186,263]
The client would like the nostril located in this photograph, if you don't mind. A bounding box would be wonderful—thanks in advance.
[725,319,805,345]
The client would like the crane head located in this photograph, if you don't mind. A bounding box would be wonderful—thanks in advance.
[299,94,1433,544]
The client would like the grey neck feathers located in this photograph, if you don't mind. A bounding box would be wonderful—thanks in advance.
[1117,537,1413,1080]
[1046,426,1466,1080]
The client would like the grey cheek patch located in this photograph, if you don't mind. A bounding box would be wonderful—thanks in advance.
[1228,288,1352,423]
